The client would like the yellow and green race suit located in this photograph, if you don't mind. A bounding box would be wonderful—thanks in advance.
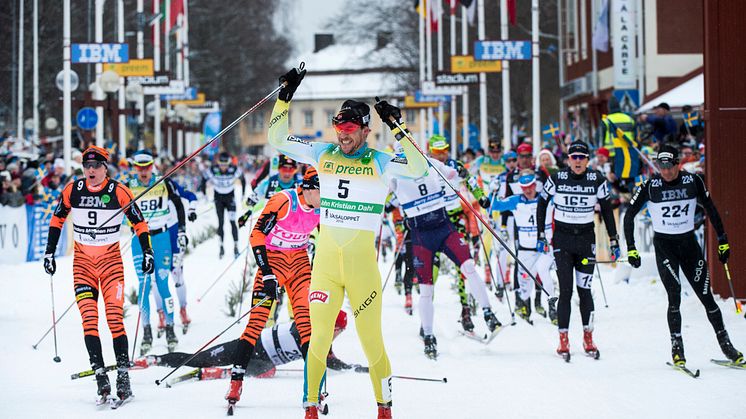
[268,99,428,405]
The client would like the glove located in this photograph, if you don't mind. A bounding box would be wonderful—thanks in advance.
[627,245,641,269]
[245,192,259,208]
[187,209,197,222]
[499,227,509,243]
[478,195,491,209]
[177,229,188,251]
[43,253,56,275]
[261,274,280,300]
[278,66,306,102]
[609,236,621,261]
[374,100,402,130]
[457,163,470,179]
[536,232,549,253]
[142,248,155,275]
[718,235,730,264]
[238,210,253,228]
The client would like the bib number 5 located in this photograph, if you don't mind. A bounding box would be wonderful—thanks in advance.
[338,179,350,199]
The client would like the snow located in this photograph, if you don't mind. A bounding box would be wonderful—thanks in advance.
[2,199,745,418]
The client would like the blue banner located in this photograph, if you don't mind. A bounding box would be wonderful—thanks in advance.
[26,202,68,262]
[72,43,129,64]
[474,40,532,61]
[203,112,222,157]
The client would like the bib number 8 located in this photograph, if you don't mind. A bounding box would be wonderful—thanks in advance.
[418,184,428,196]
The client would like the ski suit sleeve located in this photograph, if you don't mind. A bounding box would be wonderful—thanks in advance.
[378,137,428,182]
[116,183,151,251]
[46,182,74,254]
[623,180,650,248]
[250,192,290,276]
[537,173,557,236]
[236,168,246,195]
[596,175,618,237]
[174,181,198,211]
[490,195,521,213]
[694,173,726,238]
[251,160,270,189]
[165,179,186,228]
[268,100,329,165]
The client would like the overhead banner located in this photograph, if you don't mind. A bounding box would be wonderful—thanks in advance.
[203,112,222,157]
[143,80,186,95]
[611,0,637,89]
[422,81,466,96]
[451,55,502,73]
[474,40,532,61]
[72,43,129,63]
[104,59,154,77]
[435,72,479,86]
[189,101,220,113]
[403,96,438,108]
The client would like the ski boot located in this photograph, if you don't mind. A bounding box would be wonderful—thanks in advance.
[495,284,504,301]
[548,297,558,326]
[180,306,191,334]
[583,326,600,359]
[165,324,178,352]
[156,310,166,338]
[557,331,570,361]
[460,306,475,332]
[423,334,438,359]
[534,298,547,318]
[717,330,744,363]
[132,355,157,369]
[233,244,240,258]
[140,325,153,356]
[404,294,413,316]
[115,368,133,401]
[394,275,403,295]
[256,366,276,379]
[219,245,225,259]
[304,404,319,419]
[514,297,531,322]
[418,326,425,340]
[225,379,243,403]
[671,335,686,366]
[94,367,111,404]
[378,402,393,419]
[483,307,502,333]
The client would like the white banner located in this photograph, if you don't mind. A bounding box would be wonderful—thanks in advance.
[611,0,637,89]
[0,205,29,264]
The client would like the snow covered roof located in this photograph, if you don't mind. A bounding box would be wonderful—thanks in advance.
[638,73,703,112]
[293,71,407,101]
[293,41,409,72]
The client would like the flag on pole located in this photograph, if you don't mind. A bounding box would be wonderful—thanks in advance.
[459,0,476,26]
[683,112,701,128]
[508,0,516,26]
[593,0,610,52]
[542,123,560,140]
[430,0,443,32]
[449,0,457,15]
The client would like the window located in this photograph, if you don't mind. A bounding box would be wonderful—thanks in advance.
[405,110,416,124]
[326,109,336,126]
[251,111,264,133]
[304,110,314,128]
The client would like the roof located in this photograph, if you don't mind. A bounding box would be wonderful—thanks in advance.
[638,73,703,112]
[293,71,407,101]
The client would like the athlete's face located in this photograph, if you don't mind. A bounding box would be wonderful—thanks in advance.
[505,157,517,171]
[569,153,589,175]
[84,161,107,186]
[659,164,680,182]
[278,167,296,183]
[429,149,449,162]
[518,153,533,169]
[302,188,321,208]
[488,149,502,161]
[336,124,370,155]
[521,183,537,199]
[136,164,154,184]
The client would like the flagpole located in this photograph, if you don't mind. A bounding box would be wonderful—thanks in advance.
[531,0,540,152]
[17,0,24,144]
[477,0,487,150]
[591,0,598,99]
[635,0,644,104]
[63,0,72,174]
[94,0,104,147]
[426,0,434,138]
[117,0,126,156]
[461,1,470,152]
[436,1,444,137]
[154,0,162,153]
[557,0,565,132]
[419,0,426,147]
[449,0,457,158]
[500,0,511,150]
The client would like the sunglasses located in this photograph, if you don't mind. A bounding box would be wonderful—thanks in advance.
[506,158,517,163]
[83,161,105,170]
[570,154,588,161]
[333,121,362,134]
[518,154,532,158]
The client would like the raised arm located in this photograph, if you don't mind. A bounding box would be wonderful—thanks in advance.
[267,99,328,166]
[374,100,428,180]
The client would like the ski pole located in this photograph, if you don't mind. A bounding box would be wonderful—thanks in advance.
[381,230,409,292]
[392,375,447,383]
[479,233,515,325]
[237,227,254,318]
[130,276,147,361]
[87,81,288,239]
[593,263,609,308]
[724,263,742,314]
[49,274,61,363]
[581,257,627,265]
[196,245,249,302]
[155,296,269,385]
[375,222,384,262]
[381,106,551,297]
[32,300,75,350]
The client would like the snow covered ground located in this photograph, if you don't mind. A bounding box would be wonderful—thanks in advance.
[1,204,744,418]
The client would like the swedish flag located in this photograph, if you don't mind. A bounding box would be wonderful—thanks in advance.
[683,112,701,128]
[542,123,559,140]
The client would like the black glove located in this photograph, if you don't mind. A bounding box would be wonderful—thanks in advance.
[142,247,155,275]
[374,100,402,130]
[456,162,470,179]
[187,209,197,222]
[43,253,56,275]
[609,236,621,261]
[245,192,259,208]
[478,195,491,209]
[718,235,730,264]
[238,210,253,228]
[627,245,641,269]
[177,228,189,251]
[278,66,306,102]
[261,274,280,300]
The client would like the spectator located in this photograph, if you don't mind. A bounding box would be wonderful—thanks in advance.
[537,148,559,177]
[592,147,615,182]
[0,170,24,207]
[640,102,678,144]
[678,105,704,143]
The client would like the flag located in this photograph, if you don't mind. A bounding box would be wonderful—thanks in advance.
[459,0,476,26]
[542,123,560,140]
[508,0,516,26]
[593,0,609,52]
[166,0,184,34]
[449,0,457,15]
[683,112,701,128]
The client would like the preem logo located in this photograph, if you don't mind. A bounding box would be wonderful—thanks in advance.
[322,161,335,173]
[309,290,330,304]
[334,164,373,176]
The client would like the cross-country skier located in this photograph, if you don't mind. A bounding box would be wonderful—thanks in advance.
[128,150,186,354]
[624,145,743,367]
[202,152,245,258]
[43,145,153,404]
[238,154,301,228]
[268,66,428,419]
[536,140,619,360]
[224,167,320,409]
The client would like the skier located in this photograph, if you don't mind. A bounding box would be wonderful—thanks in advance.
[202,152,245,258]
[43,145,153,404]
[268,66,428,419]
[536,140,619,360]
[490,169,557,324]
[225,167,320,408]
[238,154,300,228]
[390,146,501,359]
[427,135,491,332]
[623,145,743,367]
[128,150,186,354]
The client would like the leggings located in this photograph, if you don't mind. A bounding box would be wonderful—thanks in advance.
[553,229,595,331]
[215,192,238,244]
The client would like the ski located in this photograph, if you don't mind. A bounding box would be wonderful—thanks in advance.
[95,394,112,406]
[559,352,571,363]
[666,362,700,378]
[227,401,236,416]
[484,326,504,345]
[182,323,190,335]
[458,329,488,343]
[165,368,201,387]
[110,395,133,409]
[710,359,746,370]
[585,350,601,360]
[72,364,117,380]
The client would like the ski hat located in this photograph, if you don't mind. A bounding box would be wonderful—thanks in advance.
[428,135,449,152]
[333,100,371,126]
[217,152,231,165]
[82,145,110,163]
[132,149,155,167]
[656,144,679,168]
[568,140,590,156]
[518,169,536,188]
[301,167,319,190]
[597,147,610,158]
[517,143,532,155]
[504,150,518,160]
[488,137,502,152]
[335,310,348,330]
[278,154,297,169]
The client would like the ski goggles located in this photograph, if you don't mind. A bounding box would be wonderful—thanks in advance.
[332,120,363,134]
[132,155,155,167]
[301,174,320,190]
[569,153,589,161]
[518,174,536,188]
[82,161,106,170]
